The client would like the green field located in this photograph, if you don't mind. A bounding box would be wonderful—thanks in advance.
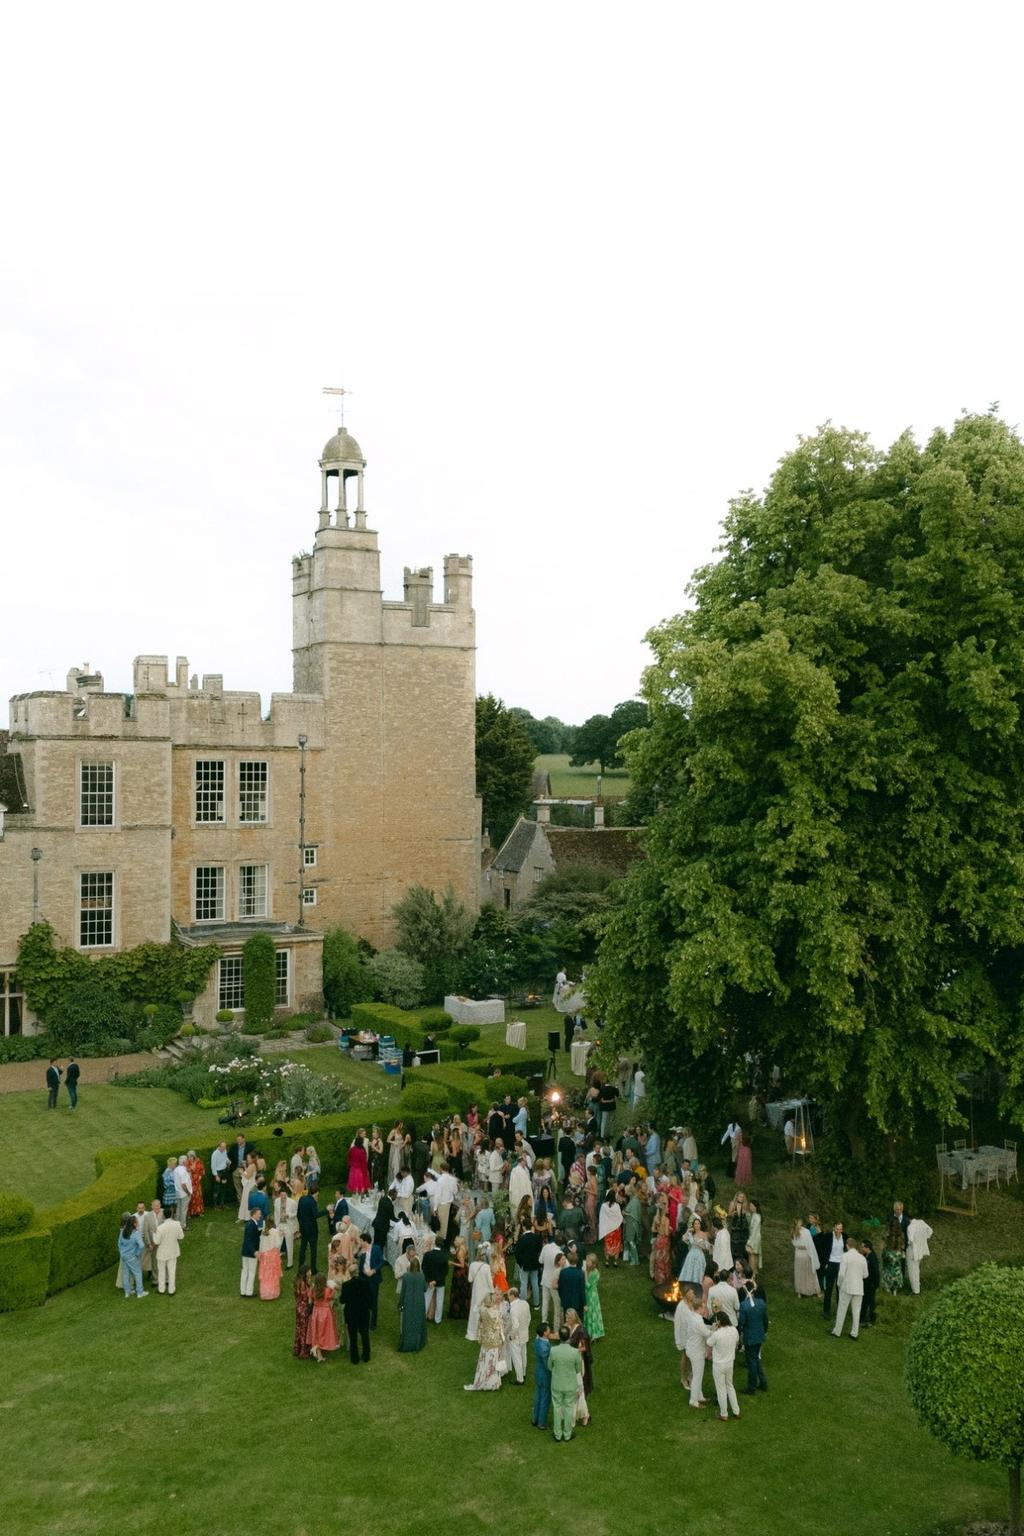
[0,1172,1012,1536]
[535,752,632,799]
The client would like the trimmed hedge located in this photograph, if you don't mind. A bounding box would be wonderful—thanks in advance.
[0,1191,35,1236]
[0,1014,550,1310]
[0,1227,52,1311]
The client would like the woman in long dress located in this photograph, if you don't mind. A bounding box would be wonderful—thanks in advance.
[305,1145,321,1193]
[387,1122,406,1184]
[583,1170,600,1245]
[368,1126,386,1190]
[346,1134,371,1194]
[792,1219,822,1297]
[186,1152,205,1219]
[398,1257,428,1352]
[306,1274,340,1363]
[258,1219,283,1300]
[598,1190,624,1267]
[466,1243,494,1341]
[734,1133,753,1187]
[238,1157,257,1222]
[583,1253,605,1341]
[881,1215,906,1293]
[371,1192,395,1255]
[464,1292,507,1391]
[565,1310,592,1425]
[449,1239,471,1320]
[651,1206,673,1286]
[292,1266,313,1359]
[679,1218,711,1290]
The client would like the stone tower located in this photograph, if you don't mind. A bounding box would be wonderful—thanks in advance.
[291,422,479,945]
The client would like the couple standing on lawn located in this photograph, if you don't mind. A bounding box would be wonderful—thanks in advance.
[45,1057,80,1109]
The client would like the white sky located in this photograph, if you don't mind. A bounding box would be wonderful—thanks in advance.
[2,3,1022,723]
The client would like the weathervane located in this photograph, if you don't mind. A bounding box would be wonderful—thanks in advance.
[322,385,351,428]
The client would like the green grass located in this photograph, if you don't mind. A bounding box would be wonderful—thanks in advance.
[289,1044,402,1115]
[535,752,632,799]
[0,1086,227,1210]
[0,1191,1011,1536]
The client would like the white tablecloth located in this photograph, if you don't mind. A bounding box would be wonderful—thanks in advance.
[444,994,506,1025]
[947,1146,1012,1188]
[505,1020,527,1050]
[570,1039,593,1076]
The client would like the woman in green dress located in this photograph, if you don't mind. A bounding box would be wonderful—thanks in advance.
[398,1255,428,1352]
[880,1216,906,1294]
[583,1252,605,1340]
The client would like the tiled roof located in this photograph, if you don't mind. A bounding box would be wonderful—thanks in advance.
[545,826,644,878]
[489,816,542,874]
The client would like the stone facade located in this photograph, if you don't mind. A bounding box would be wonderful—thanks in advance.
[0,422,479,1034]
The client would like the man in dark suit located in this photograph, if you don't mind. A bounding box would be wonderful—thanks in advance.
[411,1135,430,1185]
[341,1267,372,1363]
[359,1234,383,1329]
[558,1132,576,1187]
[297,1189,322,1273]
[739,1287,769,1393]
[563,1013,575,1053]
[821,1221,845,1320]
[487,1103,504,1142]
[45,1059,62,1110]
[65,1057,81,1110]
[230,1134,254,1204]
[861,1239,880,1327]
[556,1254,586,1321]
[240,1213,262,1296]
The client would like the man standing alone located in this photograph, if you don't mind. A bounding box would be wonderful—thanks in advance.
[65,1057,80,1110]
[548,1325,583,1442]
[45,1059,61,1110]
[830,1235,869,1340]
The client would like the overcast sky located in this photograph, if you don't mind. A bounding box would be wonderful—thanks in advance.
[2,3,1022,724]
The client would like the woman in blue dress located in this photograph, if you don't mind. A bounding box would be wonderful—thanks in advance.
[678,1216,711,1291]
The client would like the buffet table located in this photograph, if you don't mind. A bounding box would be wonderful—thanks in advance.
[505,1020,527,1050]
[444,994,506,1025]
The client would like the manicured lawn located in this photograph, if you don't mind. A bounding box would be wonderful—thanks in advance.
[288,1044,403,1116]
[0,1191,1011,1536]
[0,1085,226,1210]
[535,752,632,799]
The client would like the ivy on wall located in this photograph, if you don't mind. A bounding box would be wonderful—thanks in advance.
[16,922,219,1021]
[242,932,276,1030]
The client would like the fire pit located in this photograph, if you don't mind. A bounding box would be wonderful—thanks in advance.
[652,1278,686,1315]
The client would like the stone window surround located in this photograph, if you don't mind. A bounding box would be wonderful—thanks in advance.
[78,758,116,829]
[192,861,276,923]
[238,862,269,920]
[192,756,273,829]
[0,970,24,1036]
[78,869,115,949]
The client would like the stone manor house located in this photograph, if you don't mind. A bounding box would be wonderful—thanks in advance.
[0,422,479,1035]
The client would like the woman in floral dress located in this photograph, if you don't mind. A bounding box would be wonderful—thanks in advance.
[583,1252,605,1340]
[292,1266,313,1359]
[186,1151,205,1219]
[651,1203,673,1287]
[464,1292,507,1391]
[368,1126,386,1190]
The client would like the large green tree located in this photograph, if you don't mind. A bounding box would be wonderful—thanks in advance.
[570,699,648,772]
[590,414,1024,1141]
[393,884,475,1002]
[476,693,535,847]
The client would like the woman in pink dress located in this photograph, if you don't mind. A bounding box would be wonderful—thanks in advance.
[307,1274,340,1362]
[258,1220,283,1300]
[734,1133,753,1188]
[346,1132,371,1194]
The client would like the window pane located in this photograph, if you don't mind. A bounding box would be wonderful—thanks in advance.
[239,761,268,823]
[239,864,267,919]
[80,762,114,826]
[303,846,317,867]
[195,760,225,823]
[80,872,114,947]
[195,866,225,921]
[218,955,244,1010]
[301,886,317,906]
[275,950,289,1007]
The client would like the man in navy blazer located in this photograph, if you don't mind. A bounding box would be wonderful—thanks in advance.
[739,1287,769,1393]
[297,1190,323,1272]
[45,1059,62,1110]
[556,1255,586,1320]
[359,1234,384,1329]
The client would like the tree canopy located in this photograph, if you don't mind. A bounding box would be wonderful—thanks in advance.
[570,699,649,773]
[476,693,535,847]
[509,707,576,756]
[589,414,1024,1140]
[392,884,475,1002]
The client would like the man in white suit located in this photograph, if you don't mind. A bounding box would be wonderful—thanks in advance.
[506,1286,533,1383]
[153,1213,185,1295]
[830,1236,869,1340]
[905,1215,934,1294]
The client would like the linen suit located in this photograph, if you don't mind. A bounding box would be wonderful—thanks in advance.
[548,1340,583,1441]
[831,1248,868,1338]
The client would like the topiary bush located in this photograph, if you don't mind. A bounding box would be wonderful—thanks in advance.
[400,1080,452,1119]
[416,1007,454,1033]
[906,1263,1024,1533]
[44,976,133,1052]
[0,1191,35,1236]
[243,933,276,1030]
[449,1024,481,1053]
[367,949,425,1009]
[215,1009,235,1024]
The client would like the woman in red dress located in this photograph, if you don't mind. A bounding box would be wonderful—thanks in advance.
[306,1273,341,1362]
[292,1266,313,1359]
[186,1151,205,1218]
[346,1131,371,1194]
